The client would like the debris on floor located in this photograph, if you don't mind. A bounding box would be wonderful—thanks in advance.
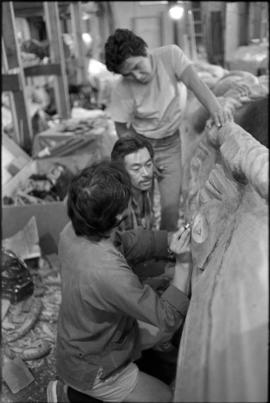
[1,255,62,402]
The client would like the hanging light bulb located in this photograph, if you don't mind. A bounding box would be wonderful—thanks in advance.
[82,33,92,45]
[82,12,90,21]
[168,2,184,20]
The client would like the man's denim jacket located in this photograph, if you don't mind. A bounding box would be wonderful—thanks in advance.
[56,222,189,392]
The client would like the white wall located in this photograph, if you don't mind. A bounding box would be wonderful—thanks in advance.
[110,1,176,48]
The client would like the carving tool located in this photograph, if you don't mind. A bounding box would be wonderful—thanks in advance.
[177,223,190,239]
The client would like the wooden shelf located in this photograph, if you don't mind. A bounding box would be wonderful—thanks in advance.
[23,64,61,77]
[2,2,73,152]
[2,74,21,92]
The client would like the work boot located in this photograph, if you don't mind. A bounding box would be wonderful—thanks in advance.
[47,380,69,403]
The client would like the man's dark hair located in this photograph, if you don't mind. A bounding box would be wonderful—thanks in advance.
[111,135,154,163]
[105,29,148,73]
[67,160,131,240]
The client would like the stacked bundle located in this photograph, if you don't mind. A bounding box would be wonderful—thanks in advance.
[32,111,115,158]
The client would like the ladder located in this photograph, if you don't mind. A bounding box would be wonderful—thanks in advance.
[190,2,203,53]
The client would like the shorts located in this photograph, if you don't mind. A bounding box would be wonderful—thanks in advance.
[85,362,139,402]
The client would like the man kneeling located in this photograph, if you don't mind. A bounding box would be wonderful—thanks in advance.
[47,160,191,403]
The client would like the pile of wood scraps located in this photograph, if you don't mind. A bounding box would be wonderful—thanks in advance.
[3,163,73,206]
[2,254,62,396]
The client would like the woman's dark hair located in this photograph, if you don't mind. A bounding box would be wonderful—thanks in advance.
[105,29,148,73]
[67,160,131,240]
[111,135,154,163]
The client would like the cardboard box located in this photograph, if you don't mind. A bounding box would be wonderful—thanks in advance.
[2,133,103,254]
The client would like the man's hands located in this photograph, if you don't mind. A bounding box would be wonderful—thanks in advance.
[168,225,191,255]
[168,226,193,295]
[206,105,234,129]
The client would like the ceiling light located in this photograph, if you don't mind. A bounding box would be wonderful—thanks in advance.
[82,33,92,45]
[82,13,90,20]
[169,4,184,20]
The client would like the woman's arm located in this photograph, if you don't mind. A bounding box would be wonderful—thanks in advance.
[180,65,233,127]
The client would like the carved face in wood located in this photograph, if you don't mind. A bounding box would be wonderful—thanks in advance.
[175,78,268,402]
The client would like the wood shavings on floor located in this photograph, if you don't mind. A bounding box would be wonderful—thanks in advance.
[1,256,61,402]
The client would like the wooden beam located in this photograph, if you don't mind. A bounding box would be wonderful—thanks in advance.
[13,2,43,12]
[13,1,70,18]
[187,9,198,60]
[23,63,61,77]
[2,40,21,146]
[70,2,87,84]
[43,2,70,119]
[14,9,44,18]
[2,74,21,92]
[2,2,21,69]
[2,2,33,152]
[210,11,224,65]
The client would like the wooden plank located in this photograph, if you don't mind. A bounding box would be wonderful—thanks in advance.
[13,2,43,13]
[13,1,69,17]
[23,63,61,77]
[14,8,44,18]
[237,3,249,46]
[2,132,31,187]
[2,40,21,146]
[70,2,87,84]
[2,74,21,92]
[210,11,224,65]
[2,2,21,69]
[187,9,198,60]
[13,93,34,153]
[2,3,33,152]
[43,2,70,119]
[1,299,11,321]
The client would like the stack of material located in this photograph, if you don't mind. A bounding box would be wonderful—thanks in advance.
[32,110,116,159]
[3,163,73,206]
[2,109,117,207]
[192,61,228,89]
[2,86,51,139]
[226,42,268,75]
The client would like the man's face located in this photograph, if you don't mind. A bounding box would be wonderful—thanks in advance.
[119,55,153,83]
[124,147,153,191]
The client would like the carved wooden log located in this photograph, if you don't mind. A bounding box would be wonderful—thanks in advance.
[208,122,268,200]
[174,122,268,402]
[181,72,268,141]
[212,70,259,96]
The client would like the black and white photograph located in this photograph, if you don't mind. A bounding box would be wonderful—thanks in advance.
[1,2,268,402]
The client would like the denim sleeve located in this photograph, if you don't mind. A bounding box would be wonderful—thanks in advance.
[97,259,189,336]
[114,228,169,264]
